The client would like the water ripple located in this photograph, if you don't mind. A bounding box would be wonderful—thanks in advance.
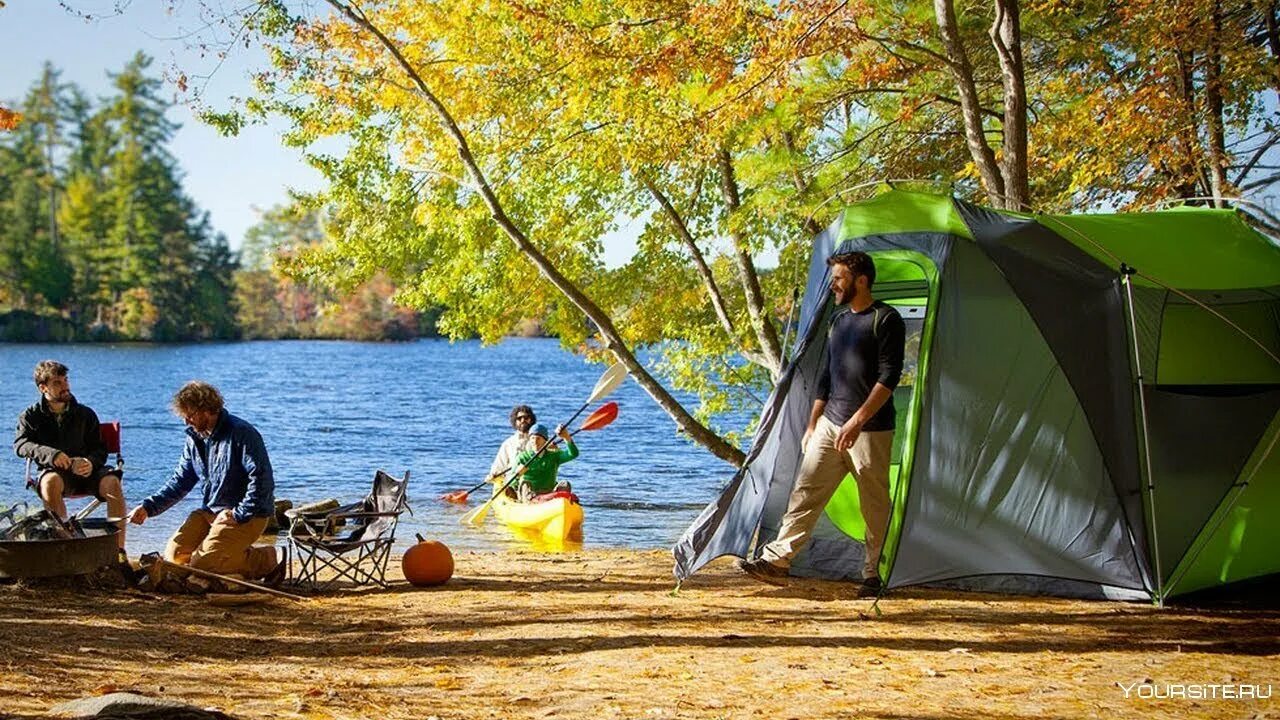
[0,339,749,555]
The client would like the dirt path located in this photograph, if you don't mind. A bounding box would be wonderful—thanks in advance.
[1,550,1276,719]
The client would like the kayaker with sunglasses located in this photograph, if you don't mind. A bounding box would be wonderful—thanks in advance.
[486,404,538,493]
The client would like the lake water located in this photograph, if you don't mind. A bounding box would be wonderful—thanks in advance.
[1,339,748,558]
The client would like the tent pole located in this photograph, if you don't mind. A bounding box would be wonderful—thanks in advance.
[1121,265,1164,606]
[779,287,800,363]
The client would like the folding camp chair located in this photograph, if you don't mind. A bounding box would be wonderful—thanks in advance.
[286,470,410,591]
[25,421,124,522]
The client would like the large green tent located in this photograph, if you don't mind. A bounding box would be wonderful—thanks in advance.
[674,189,1280,602]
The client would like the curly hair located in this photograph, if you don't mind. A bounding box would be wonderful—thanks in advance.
[509,404,537,429]
[171,381,225,416]
[826,251,877,288]
[33,360,69,387]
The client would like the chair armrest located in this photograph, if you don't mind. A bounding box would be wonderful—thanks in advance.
[328,510,403,521]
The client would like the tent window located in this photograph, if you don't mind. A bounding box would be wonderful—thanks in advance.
[1156,301,1280,385]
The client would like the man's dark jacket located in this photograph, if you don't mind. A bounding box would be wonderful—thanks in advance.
[13,395,107,473]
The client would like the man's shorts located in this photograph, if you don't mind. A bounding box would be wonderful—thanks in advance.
[38,467,120,501]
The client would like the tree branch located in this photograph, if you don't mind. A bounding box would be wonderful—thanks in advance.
[641,172,741,345]
[716,148,784,380]
[323,0,746,466]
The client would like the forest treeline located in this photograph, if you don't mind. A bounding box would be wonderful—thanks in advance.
[0,54,438,342]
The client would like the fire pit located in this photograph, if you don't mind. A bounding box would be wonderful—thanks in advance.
[0,517,121,579]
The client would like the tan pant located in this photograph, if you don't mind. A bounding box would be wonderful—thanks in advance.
[761,415,893,579]
[165,509,277,579]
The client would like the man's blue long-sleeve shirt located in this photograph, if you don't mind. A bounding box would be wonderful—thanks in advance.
[142,411,275,524]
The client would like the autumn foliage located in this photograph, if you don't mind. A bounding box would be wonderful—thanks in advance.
[0,107,20,131]
[194,0,1280,461]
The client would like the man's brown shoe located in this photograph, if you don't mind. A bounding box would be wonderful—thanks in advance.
[737,558,790,587]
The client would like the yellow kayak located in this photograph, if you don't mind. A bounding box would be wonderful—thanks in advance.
[492,492,584,542]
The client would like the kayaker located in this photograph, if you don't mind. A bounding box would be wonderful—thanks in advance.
[512,423,578,501]
[488,404,537,492]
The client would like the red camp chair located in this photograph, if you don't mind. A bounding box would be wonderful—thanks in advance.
[25,421,124,520]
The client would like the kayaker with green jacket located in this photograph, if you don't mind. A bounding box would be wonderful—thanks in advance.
[512,423,577,500]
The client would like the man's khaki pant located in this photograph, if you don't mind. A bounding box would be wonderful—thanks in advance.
[760,415,893,580]
[165,509,277,579]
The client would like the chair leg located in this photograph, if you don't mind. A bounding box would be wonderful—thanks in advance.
[285,539,398,592]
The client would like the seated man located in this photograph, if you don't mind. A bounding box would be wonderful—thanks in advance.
[128,381,284,584]
[488,404,536,491]
[13,360,126,548]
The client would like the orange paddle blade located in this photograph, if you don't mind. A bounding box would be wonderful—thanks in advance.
[579,401,618,431]
[440,490,470,504]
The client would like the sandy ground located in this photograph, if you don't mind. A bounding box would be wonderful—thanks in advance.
[1,549,1277,720]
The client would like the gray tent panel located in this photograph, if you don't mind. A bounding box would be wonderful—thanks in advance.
[954,201,1151,583]
[890,239,1147,591]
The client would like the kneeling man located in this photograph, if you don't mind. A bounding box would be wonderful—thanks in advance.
[129,381,283,583]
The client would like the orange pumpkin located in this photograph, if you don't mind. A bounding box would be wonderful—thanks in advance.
[403,534,453,586]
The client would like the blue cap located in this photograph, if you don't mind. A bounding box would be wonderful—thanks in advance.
[528,423,551,439]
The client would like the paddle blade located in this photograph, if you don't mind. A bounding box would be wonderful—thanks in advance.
[462,497,494,527]
[579,401,619,432]
[440,490,470,504]
[587,361,628,404]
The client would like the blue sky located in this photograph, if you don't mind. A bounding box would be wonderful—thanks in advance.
[0,1,644,264]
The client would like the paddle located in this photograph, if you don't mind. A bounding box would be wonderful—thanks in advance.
[442,361,627,505]
[460,399,620,527]
[441,474,503,505]
[442,401,623,504]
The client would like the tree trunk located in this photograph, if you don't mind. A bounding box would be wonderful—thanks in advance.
[1174,48,1207,198]
[1204,0,1230,207]
[934,0,1007,207]
[1260,0,1280,101]
[325,0,747,467]
[715,149,784,379]
[989,0,1030,210]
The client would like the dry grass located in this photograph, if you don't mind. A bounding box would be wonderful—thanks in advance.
[1,550,1276,719]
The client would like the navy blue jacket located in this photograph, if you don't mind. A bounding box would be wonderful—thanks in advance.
[142,411,275,524]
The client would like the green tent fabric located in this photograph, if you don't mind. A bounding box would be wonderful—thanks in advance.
[674,189,1280,602]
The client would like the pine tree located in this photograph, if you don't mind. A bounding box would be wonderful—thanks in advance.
[0,63,74,310]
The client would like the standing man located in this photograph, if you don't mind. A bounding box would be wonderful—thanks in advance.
[128,381,284,584]
[739,251,905,595]
[14,360,126,548]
